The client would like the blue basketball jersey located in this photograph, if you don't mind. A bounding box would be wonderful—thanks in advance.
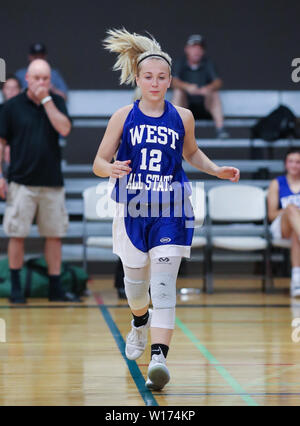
[277,175,300,208]
[110,99,192,206]
[110,100,194,254]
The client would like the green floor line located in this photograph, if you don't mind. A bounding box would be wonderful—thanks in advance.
[243,366,298,389]
[175,317,259,406]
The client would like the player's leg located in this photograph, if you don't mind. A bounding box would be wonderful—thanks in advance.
[290,233,300,296]
[45,237,61,275]
[4,183,37,303]
[123,262,152,360]
[146,256,182,391]
[112,203,152,358]
[8,237,25,303]
[281,205,300,296]
[38,187,79,302]
[44,237,78,301]
[281,205,300,238]
[204,90,229,138]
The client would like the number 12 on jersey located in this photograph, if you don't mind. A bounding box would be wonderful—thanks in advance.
[140,148,162,172]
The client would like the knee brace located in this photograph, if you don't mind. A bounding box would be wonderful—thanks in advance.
[150,272,177,329]
[151,307,175,329]
[124,276,150,311]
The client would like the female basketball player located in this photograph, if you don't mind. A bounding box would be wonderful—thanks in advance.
[93,28,240,391]
[268,148,300,297]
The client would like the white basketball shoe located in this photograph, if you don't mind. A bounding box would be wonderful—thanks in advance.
[125,309,152,360]
[291,280,300,298]
[145,350,170,391]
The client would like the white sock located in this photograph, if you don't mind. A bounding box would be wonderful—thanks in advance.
[292,267,300,283]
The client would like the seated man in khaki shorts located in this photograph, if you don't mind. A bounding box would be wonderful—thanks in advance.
[0,59,80,303]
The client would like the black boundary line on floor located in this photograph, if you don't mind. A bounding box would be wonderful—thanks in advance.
[0,303,294,309]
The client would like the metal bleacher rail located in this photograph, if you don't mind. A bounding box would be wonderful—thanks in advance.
[0,89,300,267]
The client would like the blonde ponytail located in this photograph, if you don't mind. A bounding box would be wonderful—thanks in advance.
[103,28,171,86]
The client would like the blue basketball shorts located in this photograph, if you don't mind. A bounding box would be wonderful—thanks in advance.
[112,201,194,268]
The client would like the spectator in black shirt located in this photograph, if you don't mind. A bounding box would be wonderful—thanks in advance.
[1,76,22,176]
[0,59,80,303]
[172,34,229,139]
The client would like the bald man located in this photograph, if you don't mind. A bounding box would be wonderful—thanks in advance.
[15,42,68,100]
[0,59,79,303]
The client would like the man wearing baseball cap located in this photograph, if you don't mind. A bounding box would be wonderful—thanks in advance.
[172,34,229,139]
[15,42,68,100]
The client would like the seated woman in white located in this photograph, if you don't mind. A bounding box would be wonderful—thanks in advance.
[268,148,300,297]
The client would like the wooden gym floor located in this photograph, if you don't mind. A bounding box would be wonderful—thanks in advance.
[0,276,300,406]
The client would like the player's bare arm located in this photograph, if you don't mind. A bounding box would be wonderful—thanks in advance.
[267,179,282,221]
[177,107,240,183]
[93,105,133,178]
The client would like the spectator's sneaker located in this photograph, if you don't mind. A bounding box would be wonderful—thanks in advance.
[216,127,230,139]
[291,280,300,298]
[9,292,26,304]
[49,290,81,302]
[125,309,152,360]
[145,351,170,391]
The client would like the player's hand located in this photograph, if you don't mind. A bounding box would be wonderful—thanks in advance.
[0,177,7,199]
[216,166,240,183]
[197,86,211,96]
[110,160,132,178]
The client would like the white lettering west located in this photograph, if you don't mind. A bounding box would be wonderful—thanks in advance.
[146,125,157,143]
[168,128,179,149]
[129,125,179,149]
[130,125,146,146]
[157,126,168,145]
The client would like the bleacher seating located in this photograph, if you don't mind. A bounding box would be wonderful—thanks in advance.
[0,89,299,277]
[66,89,300,119]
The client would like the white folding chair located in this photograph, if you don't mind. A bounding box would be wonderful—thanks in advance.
[179,182,207,294]
[206,184,273,293]
[82,181,114,271]
[271,236,291,277]
[190,181,207,247]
